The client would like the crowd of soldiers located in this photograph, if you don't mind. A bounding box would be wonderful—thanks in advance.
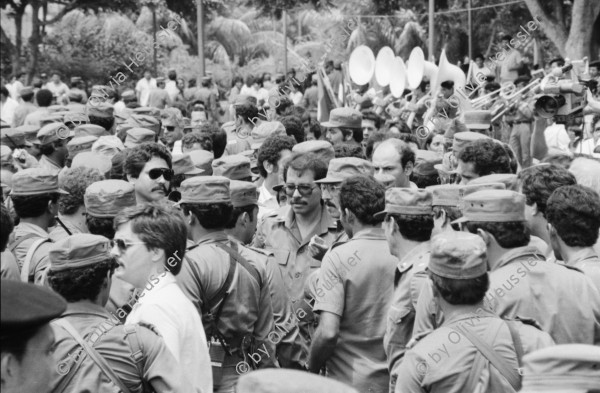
[1,53,600,393]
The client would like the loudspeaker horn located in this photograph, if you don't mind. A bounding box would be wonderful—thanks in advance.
[375,46,396,86]
[349,45,375,86]
[389,57,407,98]
[406,47,425,89]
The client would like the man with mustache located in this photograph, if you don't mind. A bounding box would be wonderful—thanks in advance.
[124,142,173,204]
[315,157,374,247]
[254,151,341,368]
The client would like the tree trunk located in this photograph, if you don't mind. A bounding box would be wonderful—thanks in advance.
[28,1,42,82]
[524,0,600,59]
[14,10,24,77]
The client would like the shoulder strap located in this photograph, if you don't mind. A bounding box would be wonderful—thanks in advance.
[203,253,237,313]
[52,319,132,393]
[451,322,522,391]
[21,237,49,282]
[215,242,262,288]
[506,321,524,374]
[9,233,38,254]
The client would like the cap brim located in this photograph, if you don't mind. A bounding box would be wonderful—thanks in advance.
[320,121,341,128]
[467,124,491,130]
[373,209,388,220]
[451,216,469,225]
[58,188,70,195]
[434,163,457,174]
[184,167,205,175]
[315,175,344,184]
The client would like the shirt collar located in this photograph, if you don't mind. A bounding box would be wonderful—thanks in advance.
[195,231,230,245]
[351,227,386,241]
[566,248,599,267]
[283,203,337,233]
[62,301,112,319]
[493,246,545,270]
[16,221,49,238]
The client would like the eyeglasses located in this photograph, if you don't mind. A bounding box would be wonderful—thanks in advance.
[164,126,176,132]
[321,184,341,194]
[111,238,146,253]
[148,168,174,181]
[284,183,318,196]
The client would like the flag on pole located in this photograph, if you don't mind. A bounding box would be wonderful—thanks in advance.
[317,67,339,123]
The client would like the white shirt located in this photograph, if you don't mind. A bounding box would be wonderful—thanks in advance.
[544,123,571,153]
[573,138,600,158]
[257,182,279,222]
[44,81,70,98]
[165,80,179,101]
[135,78,157,107]
[0,97,19,125]
[126,272,212,393]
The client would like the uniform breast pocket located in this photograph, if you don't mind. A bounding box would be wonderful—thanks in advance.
[273,249,291,266]
[388,306,412,325]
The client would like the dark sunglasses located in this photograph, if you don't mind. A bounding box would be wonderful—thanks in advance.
[284,184,318,197]
[164,126,176,132]
[148,168,174,181]
[111,238,145,253]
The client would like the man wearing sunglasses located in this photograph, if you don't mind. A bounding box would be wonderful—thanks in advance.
[254,152,340,369]
[125,143,173,204]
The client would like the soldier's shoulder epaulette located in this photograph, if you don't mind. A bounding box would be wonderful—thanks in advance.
[406,330,431,349]
[329,240,346,251]
[137,321,162,337]
[510,316,543,330]
[247,246,274,257]
[562,264,585,274]
[398,260,414,274]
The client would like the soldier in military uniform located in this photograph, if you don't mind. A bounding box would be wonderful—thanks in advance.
[1,279,67,393]
[176,176,275,393]
[413,190,600,346]
[395,231,555,393]
[310,175,393,393]
[46,234,191,392]
[225,180,301,369]
[380,188,434,391]
[253,152,340,367]
[9,168,67,283]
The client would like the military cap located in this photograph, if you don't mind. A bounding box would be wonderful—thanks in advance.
[49,234,112,272]
[428,231,487,279]
[292,140,335,165]
[19,86,34,97]
[251,121,286,149]
[375,173,396,189]
[47,105,70,113]
[374,188,433,219]
[1,129,26,148]
[188,149,214,175]
[1,279,67,337]
[414,149,443,176]
[459,182,506,199]
[124,128,155,148]
[178,176,231,204]
[172,154,204,176]
[15,125,41,144]
[230,180,259,207]
[156,77,166,84]
[63,110,89,123]
[236,369,359,393]
[70,76,83,84]
[132,107,161,118]
[469,173,519,191]
[519,344,600,393]
[67,135,98,157]
[73,124,109,138]
[452,131,490,154]
[86,103,114,119]
[316,157,374,184]
[453,189,526,224]
[11,168,67,196]
[121,90,136,100]
[67,90,83,101]
[84,179,136,218]
[233,94,257,107]
[71,151,112,175]
[91,135,124,159]
[463,110,492,130]
[37,122,70,145]
[66,102,87,113]
[212,154,253,180]
[1,145,12,165]
[127,114,160,134]
[427,184,463,207]
[321,107,362,129]
[39,115,66,130]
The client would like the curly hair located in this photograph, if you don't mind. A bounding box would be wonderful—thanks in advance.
[333,143,366,159]
[89,115,114,132]
[457,139,512,176]
[125,142,172,179]
[340,176,385,225]
[86,215,116,239]
[182,131,213,152]
[517,164,577,217]
[182,202,233,230]
[308,122,322,140]
[58,167,104,215]
[48,257,118,302]
[114,203,188,275]
[201,123,227,158]
[235,103,259,125]
[430,271,489,305]
[283,152,328,182]
[546,185,600,247]
[465,221,530,248]
[257,135,296,178]
[280,116,305,144]
[386,213,433,242]
[1,204,14,251]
